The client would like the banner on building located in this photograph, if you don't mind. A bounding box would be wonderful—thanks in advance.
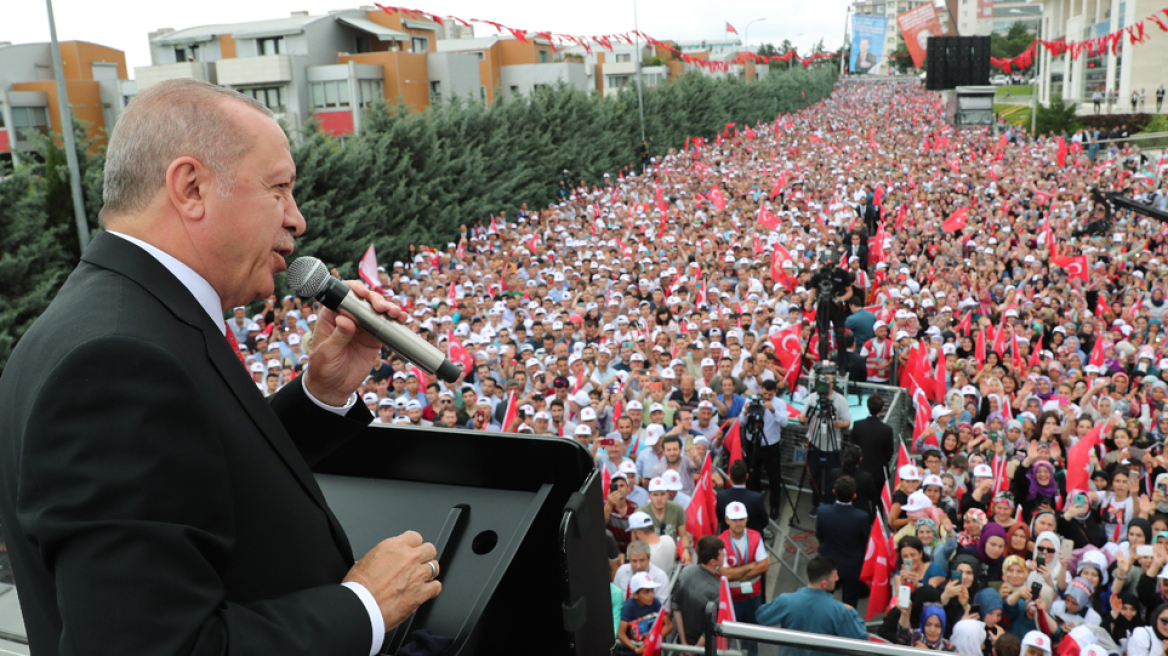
[850,15,888,73]
[897,3,944,69]
[977,0,994,20]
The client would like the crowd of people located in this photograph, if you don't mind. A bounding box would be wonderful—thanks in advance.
[223,77,1168,655]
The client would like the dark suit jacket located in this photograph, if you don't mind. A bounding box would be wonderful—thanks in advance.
[840,351,868,384]
[716,486,769,534]
[845,243,869,271]
[816,502,871,580]
[0,232,376,656]
[826,467,879,520]
[851,416,894,490]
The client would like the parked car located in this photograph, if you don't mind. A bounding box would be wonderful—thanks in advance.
[990,75,1009,86]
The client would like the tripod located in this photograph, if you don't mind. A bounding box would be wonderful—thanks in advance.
[787,378,845,531]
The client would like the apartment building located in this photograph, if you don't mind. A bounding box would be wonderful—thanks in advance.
[0,40,134,163]
[137,8,595,136]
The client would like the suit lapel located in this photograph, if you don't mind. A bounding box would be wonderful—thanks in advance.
[82,232,352,562]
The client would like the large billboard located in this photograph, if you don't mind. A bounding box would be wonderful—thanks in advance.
[896,3,944,69]
[850,15,888,74]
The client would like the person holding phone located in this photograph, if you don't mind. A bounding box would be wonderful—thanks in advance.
[896,600,956,651]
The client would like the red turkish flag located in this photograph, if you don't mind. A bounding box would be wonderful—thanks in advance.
[942,206,968,232]
[1067,421,1103,493]
[893,442,912,488]
[1089,332,1106,367]
[358,244,384,293]
[655,184,667,213]
[641,606,669,656]
[769,173,787,199]
[933,349,947,403]
[991,321,1009,356]
[717,576,737,648]
[910,384,933,449]
[1057,136,1068,167]
[685,453,717,541]
[1029,333,1044,368]
[601,465,612,499]
[770,243,796,288]
[770,324,803,390]
[501,391,518,432]
[758,206,781,230]
[1051,255,1089,282]
[707,187,727,211]
[448,331,474,374]
[859,518,892,620]
[722,419,744,465]
[975,328,987,367]
[955,310,972,336]
[725,21,738,34]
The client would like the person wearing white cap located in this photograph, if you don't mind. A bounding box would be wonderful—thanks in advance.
[617,573,673,656]
[890,465,924,530]
[627,509,677,572]
[718,501,769,624]
[1020,630,1052,656]
[643,477,691,564]
[860,321,894,383]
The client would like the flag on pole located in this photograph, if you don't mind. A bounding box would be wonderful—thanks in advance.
[685,454,718,541]
[1067,421,1103,495]
[641,607,669,656]
[717,577,737,648]
[859,518,892,620]
[358,245,383,292]
[942,207,968,232]
[722,419,743,465]
[726,21,738,34]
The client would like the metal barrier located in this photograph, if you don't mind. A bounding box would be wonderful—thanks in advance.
[663,644,745,656]
[702,603,926,656]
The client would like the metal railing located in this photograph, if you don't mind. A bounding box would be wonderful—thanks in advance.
[702,603,927,656]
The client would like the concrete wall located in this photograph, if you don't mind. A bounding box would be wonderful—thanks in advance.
[341,51,430,110]
[427,52,482,103]
[499,62,588,98]
[0,44,53,90]
[11,79,105,145]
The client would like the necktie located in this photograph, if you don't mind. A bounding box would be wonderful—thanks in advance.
[223,323,248,368]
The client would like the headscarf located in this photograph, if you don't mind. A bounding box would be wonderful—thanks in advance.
[1033,530,1064,585]
[1128,518,1153,546]
[959,508,988,548]
[920,603,948,633]
[1026,461,1061,500]
[1002,555,1028,582]
[1153,602,1168,641]
[950,619,986,656]
[1065,577,1094,615]
[1005,522,1031,558]
[977,523,1008,566]
[974,586,1005,617]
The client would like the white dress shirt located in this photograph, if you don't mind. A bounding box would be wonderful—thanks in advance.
[107,231,383,656]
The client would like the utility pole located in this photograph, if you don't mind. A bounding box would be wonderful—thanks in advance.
[633,0,646,145]
[840,7,852,77]
[46,0,90,251]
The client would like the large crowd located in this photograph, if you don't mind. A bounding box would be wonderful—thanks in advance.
[224,78,1168,655]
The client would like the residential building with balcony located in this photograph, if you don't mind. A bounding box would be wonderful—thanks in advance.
[0,40,134,164]
[435,34,588,103]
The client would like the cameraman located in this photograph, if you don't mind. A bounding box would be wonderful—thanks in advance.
[746,380,789,519]
[797,364,853,513]
[807,247,854,364]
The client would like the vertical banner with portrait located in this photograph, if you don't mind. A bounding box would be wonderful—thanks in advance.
[849,15,888,74]
[897,3,943,69]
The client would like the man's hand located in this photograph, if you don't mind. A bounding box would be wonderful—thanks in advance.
[343,531,441,630]
[306,281,404,406]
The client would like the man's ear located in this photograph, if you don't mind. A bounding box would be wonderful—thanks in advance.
[165,156,213,222]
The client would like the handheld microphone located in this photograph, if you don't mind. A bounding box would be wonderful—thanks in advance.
[286,257,462,383]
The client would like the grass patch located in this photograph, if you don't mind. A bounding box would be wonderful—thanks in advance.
[995,103,1032,127]
[995,85,1035,98]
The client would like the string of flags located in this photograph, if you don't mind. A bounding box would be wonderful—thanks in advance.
[990,7,1168,72]
[374,4,836,71]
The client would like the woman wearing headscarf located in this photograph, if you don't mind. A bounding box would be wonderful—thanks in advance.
[897,600,957,651]
[973,586,1006,649]
[1000,555,1044,636]
[977,523,1008,583]
[957,509,989,552]
[1004,523,1031,560]
[1125,602,1168,656]
[1028,531,1070,596]
[1050,576,1103,630]
[1099,590,1143,648]
[949,619,986,656]
[1011,458,1064,524]
[1057,490,1106,549]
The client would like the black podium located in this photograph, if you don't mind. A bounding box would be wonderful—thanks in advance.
[312,423,613,655]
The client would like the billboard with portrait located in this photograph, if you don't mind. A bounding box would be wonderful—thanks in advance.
[896,3,943,69]
[850,15,888,74]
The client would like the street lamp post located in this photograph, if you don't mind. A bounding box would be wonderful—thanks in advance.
[744,18,766,49]
[1009,8,1040,134]
[633,0,646,145]
[45,0,90,251]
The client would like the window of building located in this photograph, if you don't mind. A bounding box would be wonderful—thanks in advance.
[607,74,631,88]
[538,49,550,64]
[411,36,428,53]
[355,36,371,54]
[310,81,351,109]
[11,106,50,140]
[615,53,631,63]
[175,47,187,62]
[430,81,441,104]
[471,51,485,61]
[509,85,519,95]
[257,37,284,56]
[240,86,286,113]
[533,83,547,92]
[479,86,487,101]
[358,79,383,107]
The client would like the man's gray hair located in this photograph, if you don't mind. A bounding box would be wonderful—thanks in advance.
[626,540,650,559]
[100,78,273,224]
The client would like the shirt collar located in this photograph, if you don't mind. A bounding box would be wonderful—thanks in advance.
[107,231,225,335]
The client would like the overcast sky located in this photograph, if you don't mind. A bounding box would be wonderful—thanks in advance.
[1,0,851,73]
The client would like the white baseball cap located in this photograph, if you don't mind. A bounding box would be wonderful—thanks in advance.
[973,464,994,478]
[661,469,684,491]
[898,465,923,481]
[647,477,669,492]
[628,511,654,530]
[1021,631,1052,655]
[645,424,666,446]
[574,425,592,437]
[726,501,749,520]
[630,571,661,592]
[903,490,934,512]
[580,407,598,422]
[922,474,944,488]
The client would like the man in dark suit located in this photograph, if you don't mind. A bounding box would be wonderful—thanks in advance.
[838,333,868,385]
[856,196,880,236]
[844,231,869,271]
[815,476,870,608]
[0,79,440,656]
[850,394,895,491]
[716,460,769,534]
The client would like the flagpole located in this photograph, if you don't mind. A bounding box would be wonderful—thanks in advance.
[46,0,90,251]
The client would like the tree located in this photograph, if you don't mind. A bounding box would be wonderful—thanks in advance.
[990,21,1036,61]
[1034,96,1079,135]
[890,44,917,74]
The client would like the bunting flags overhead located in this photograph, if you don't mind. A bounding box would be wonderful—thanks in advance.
[990,9,1168,72]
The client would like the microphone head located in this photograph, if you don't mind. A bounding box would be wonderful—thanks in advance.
[286,256,331,298]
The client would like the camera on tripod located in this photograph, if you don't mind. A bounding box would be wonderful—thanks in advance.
[811,361,839,412]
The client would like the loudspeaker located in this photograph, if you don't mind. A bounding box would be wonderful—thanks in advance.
[925,36,991,89]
